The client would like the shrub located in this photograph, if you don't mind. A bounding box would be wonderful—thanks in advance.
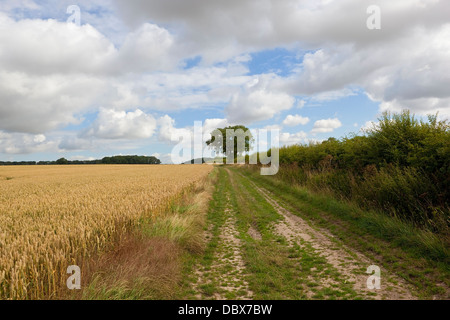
[275,110,449,232]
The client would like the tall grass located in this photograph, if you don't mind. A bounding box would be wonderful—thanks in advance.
[241,165,449,266]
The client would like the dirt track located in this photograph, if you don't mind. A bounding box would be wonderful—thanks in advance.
[191,168,418,300]
[247,176,416,300]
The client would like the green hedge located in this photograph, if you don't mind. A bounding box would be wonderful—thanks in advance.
[275,110,449,232]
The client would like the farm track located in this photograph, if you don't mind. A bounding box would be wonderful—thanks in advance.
[193,192,253,300]
[190,167,417,300]
[241,172,416,300]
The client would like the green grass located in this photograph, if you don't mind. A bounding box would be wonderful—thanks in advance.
[180,168,229,299]
[210,167,362,300]
[236,166,449,299]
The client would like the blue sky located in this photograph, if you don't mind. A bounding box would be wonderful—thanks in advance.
[0,0,449,163]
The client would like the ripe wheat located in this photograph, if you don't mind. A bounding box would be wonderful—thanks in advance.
[0,165,213,299]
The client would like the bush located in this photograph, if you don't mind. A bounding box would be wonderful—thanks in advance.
[275,110,449,232]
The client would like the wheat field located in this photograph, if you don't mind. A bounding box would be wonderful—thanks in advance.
[0,165,213,300]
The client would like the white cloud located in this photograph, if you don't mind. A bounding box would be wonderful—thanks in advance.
[311,88,358,102]
[118,23,175,72]
[152,152,173,164]
[157,115,192,144]
[282,23,450,117]
[157,116,229,147]
[0,11,177,76]
[0,131,56,154]
[112,0,450,117]
[114,0,450,63]
[282,114,310,127]
[83,108,157,140]
[311,118,342,133]
[58,136,93,151]
[0,71,106,133]
[280,131,308,146]
[226,76,295,124]
[0,13,117,75]
[203,118,229,140]
[226,89,295,124]
[296,100,306,108]
[0,12,180,136]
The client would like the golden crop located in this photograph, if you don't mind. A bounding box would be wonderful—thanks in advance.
[0,164,213,300]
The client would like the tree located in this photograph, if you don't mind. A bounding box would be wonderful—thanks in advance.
[56,157,69,165]
[366,110,449,172]
[206,125,254,161]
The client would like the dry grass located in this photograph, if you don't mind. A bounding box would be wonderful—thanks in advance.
[0,164,213,300]
[64,236,182,300]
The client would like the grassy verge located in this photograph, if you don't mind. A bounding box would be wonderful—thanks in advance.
[236,166,449,299]
[180,167,229,299]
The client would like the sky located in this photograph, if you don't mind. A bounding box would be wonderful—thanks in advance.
[0,0,449,163]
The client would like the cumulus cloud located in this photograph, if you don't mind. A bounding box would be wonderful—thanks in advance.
[203,118,229,139]
[282,114,310,127]
[0,12,178,136]
[157,115,192,144]
[226,76,295,124]
[0,131,56,154]
[114,0,450,116]
[58,136,93,151]
[118,23,175,72]
[0,11,178,75]
[83,108,157,140]
[0,71,107,134]
[0,13,117,75]
[282,23,450,116]
[311,118,342,134]
[280,131,308,146]
[157,116,228,146]
[226,89,295,124]
[114,0,450,59]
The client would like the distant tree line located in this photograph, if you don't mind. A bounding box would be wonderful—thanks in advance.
[0,161,38,166]
[101,155,161,164]
[0,155,161,166]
